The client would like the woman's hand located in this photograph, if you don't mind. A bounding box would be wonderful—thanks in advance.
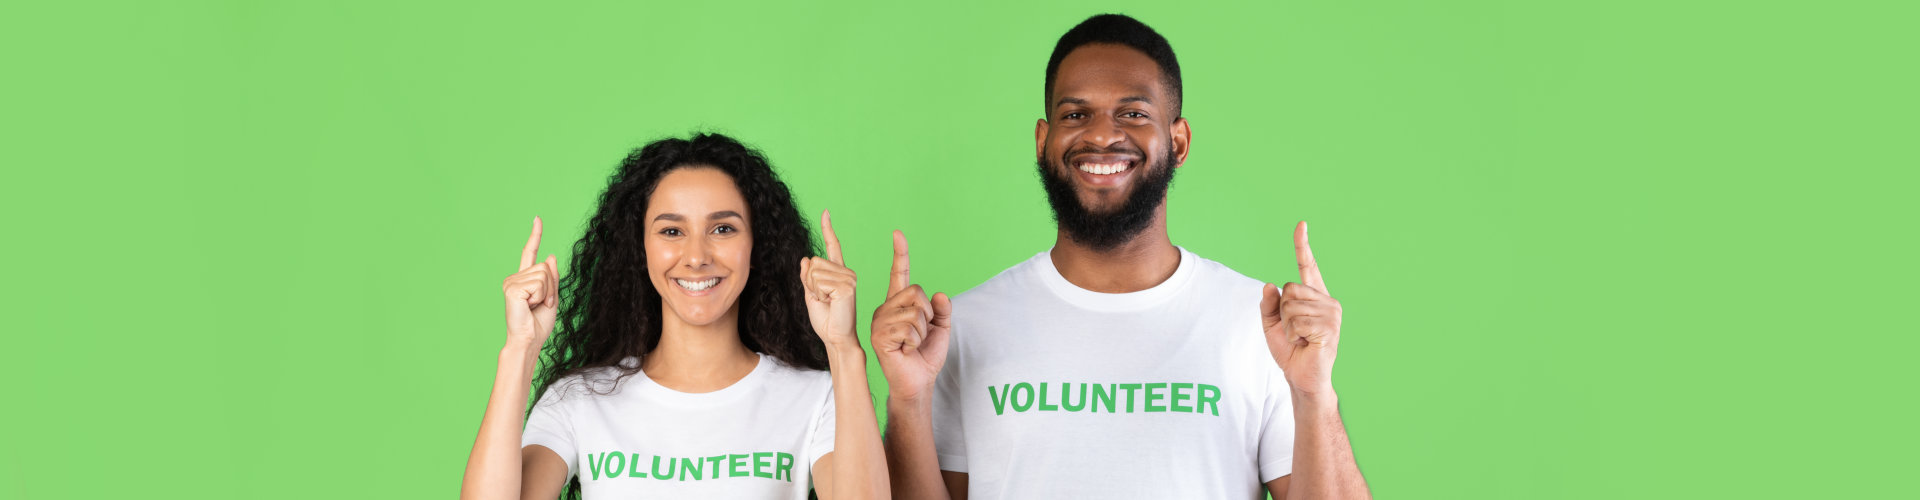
[801,210,860,349]
[464,217,568,500]
[503,216,560,350]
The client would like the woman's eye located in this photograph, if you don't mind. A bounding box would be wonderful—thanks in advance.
[713,224,737,235]
[659,227,683,237]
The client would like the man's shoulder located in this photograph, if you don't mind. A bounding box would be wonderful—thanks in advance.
[1180,248,1269,293]
[951,250,1049,307]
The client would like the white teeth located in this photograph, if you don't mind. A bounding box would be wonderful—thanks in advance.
[675,278,719,291]
[1076,162,1130,175]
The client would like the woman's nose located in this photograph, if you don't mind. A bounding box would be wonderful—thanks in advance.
[683,235,711,268]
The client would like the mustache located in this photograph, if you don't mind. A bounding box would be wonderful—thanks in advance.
[1059,143,1146,162]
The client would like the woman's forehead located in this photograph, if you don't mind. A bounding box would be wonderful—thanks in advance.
[647,167,748,220]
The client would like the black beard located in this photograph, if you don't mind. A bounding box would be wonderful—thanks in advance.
[1036,150,1177,252]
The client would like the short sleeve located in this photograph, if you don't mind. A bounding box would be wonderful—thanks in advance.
[1256,366,1297,482]
[930,329,967,473]
[808,385,838,467]
[522,383,579,479]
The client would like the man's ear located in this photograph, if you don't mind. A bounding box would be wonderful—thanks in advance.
[1171,117,1192,168]
[1034,118,1050,163]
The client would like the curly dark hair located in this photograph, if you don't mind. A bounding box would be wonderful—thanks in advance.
[530,133,826,496]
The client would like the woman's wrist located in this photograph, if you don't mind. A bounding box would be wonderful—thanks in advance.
[822,332,864,353]
[823,338,867,367]
[500,338,543,364]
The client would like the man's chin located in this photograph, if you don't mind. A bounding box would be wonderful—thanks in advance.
[1074,196,1131,217]
[1064,173,1138,204]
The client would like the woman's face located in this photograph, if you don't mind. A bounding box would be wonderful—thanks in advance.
[644,167,753,328]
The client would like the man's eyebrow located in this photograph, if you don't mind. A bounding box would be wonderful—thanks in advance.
[1052,95,1155,108]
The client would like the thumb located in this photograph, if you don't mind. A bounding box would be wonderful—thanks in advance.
[543,255,559,308]
[799,257,816,302]
[1260,283,1282,323]
[924,292,955,360]
[930,292,954,325]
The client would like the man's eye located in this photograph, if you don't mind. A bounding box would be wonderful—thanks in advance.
[1123,111,1148,118]
[1062,112,1086,120]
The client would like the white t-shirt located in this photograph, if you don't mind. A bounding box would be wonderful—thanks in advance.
[932,247,1295,499]
[523,353,836,499]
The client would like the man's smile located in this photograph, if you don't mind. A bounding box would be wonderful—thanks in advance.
[1070,154,1141,187]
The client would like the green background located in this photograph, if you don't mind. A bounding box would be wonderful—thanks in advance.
[3,0,1912,498]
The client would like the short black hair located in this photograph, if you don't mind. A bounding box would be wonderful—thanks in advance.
[1044,13,1183,116]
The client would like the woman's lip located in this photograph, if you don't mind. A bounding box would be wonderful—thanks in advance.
[671,276,723,296]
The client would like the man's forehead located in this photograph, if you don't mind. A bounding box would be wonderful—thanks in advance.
[1051,44,1166,103]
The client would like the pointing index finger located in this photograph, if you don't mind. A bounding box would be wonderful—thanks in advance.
[520,216,543,270]
[888,230,911,294]
[1295,221,1327,294]
[821,209,844,265]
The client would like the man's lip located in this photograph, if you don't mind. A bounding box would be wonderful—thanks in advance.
[1070,154,1140,166]
[1071,161,1136,187]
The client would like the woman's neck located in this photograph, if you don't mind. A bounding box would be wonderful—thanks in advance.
[642,305,759,393]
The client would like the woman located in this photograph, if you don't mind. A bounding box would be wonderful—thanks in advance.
[459,133,888,499]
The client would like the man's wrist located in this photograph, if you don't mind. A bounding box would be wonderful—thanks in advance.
[887,392,934,418]
[1291,387,1340,412]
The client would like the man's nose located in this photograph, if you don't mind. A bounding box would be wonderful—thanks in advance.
[1082,114,1127,150]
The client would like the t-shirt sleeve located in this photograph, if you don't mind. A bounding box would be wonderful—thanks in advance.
[930,330,967,473]
[522,383,579,479]
[808,384,838,467]
[1256,366,1297,482]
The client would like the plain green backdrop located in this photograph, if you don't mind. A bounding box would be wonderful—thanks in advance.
[2,0,1913,498]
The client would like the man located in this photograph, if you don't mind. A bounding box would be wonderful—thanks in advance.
[872,13,1371,499]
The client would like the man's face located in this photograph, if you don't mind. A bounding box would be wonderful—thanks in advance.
[1036,43,1190,251]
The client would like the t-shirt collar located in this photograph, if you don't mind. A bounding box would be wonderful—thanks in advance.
[625,352,774,407]
[1034,246,1196,312]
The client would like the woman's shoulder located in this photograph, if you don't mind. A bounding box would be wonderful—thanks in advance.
[757,354,834,392]
[537,359,642,403]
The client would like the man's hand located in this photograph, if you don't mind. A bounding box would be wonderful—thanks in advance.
[1261,221,1343,395]
[869,230,953,403]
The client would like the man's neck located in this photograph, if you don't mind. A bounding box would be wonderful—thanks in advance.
[1049,208,1180,294]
